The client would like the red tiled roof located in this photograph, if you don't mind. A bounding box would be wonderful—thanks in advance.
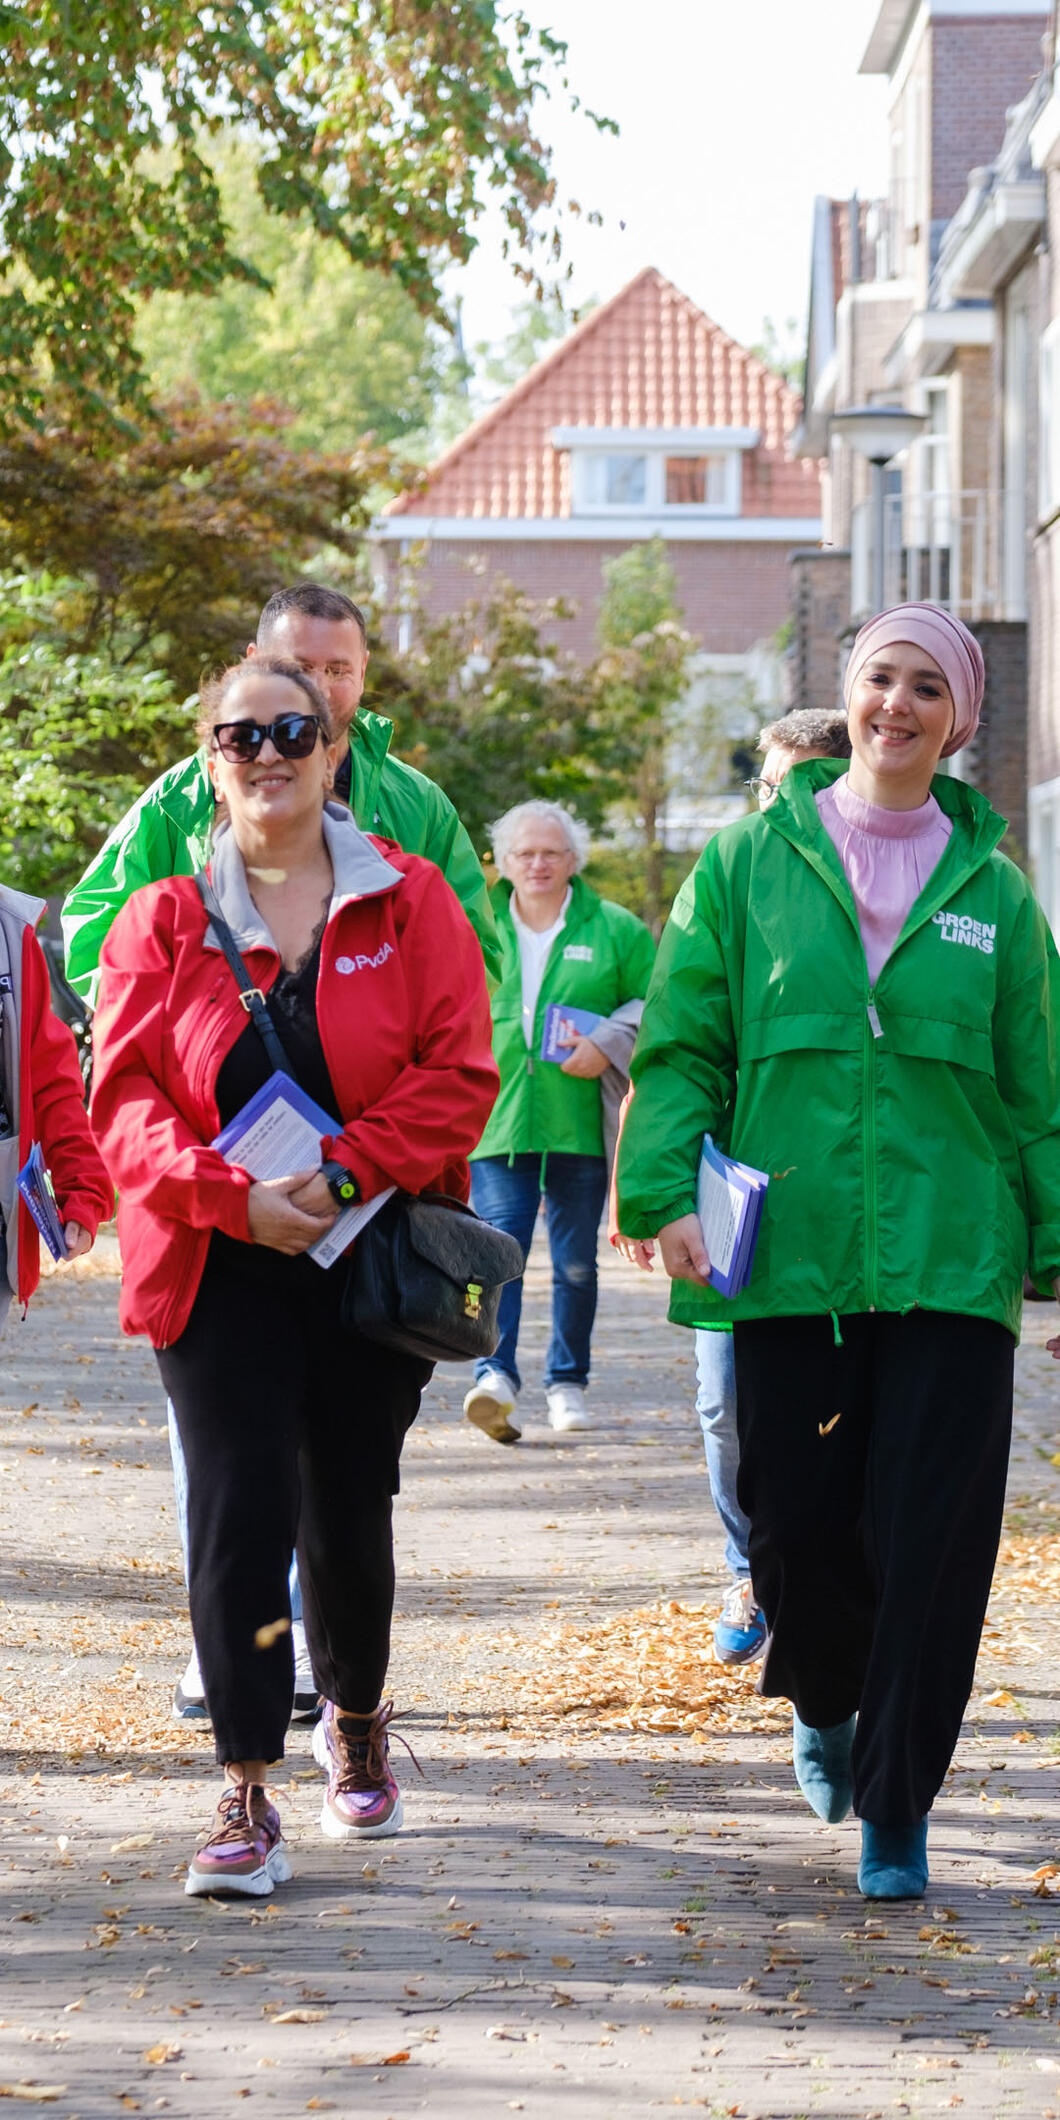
[385,267,821,522]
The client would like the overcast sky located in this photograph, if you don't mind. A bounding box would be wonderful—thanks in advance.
[450,0,892,359]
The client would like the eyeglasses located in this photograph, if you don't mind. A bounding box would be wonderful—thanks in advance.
[508,849,569,866]
[746,775,780,803]
[212,713,324,764]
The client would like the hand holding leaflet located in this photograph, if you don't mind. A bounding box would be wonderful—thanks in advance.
[18,1141,69,1262]
[696,1136,768,1299]
[212,1071,393,1268]
[540,1002,603,1063]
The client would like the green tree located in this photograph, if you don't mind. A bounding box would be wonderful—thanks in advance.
[135,139,461,454]
[1,1,610,435]
[368,571,638,855]
[592,540,693,930]
[749,315,804,392]
[0,570,192,892]
[0,393,382,694]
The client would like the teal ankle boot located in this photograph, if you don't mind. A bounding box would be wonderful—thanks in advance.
[792,1712,856,1823]
[858,1819,929,1899]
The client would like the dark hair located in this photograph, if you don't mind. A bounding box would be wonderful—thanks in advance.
[257,582,368,649]
[757,708,851,760]
[197,659,335,747]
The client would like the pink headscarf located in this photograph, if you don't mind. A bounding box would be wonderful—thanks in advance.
[842,603,985,757]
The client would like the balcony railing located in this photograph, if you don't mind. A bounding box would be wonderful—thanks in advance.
[851,490,1020,622]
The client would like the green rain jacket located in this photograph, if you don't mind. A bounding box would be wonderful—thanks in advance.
[61,708,500,1005]
[473,873,657,1162]
[616,759,1060,1340]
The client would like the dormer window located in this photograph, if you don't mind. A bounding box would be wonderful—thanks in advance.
[553,426,758,518]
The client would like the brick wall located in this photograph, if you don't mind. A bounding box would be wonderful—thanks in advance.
[964,620,1030,854]
[379,537,802,659]
[932,18,1047,223]
[788,550,852,710]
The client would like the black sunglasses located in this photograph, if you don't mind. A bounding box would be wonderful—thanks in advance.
[212,713,324,764]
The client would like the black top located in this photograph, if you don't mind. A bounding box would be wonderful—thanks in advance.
[333,746,352,808]
[212,924,341,1283]
[214,934,338,1128]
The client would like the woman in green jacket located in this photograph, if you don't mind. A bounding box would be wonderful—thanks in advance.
[617,603,1060,1902]
[465,801,655,1444]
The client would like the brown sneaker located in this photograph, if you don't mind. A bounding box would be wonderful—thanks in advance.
[185,1782,292,1898]
[312,1700,418,1839]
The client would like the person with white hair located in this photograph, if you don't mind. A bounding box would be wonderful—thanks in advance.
[464,800,655,1443]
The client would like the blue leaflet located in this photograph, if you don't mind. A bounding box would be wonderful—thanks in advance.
[540,1003,604,1063]
[18,1141,68,1262]
[696,1136,768,1299]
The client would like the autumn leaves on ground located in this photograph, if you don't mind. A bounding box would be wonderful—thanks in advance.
[1,1239,1058,2118]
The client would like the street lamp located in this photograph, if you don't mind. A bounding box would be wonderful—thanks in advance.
[829,404,927,613]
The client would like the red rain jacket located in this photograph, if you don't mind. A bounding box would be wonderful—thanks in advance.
[89,842,499,1347]
[11,921,113,1302]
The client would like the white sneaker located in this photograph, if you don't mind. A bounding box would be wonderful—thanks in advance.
[173,1646,208,1721]
[463,1369,521,1445]
[291,1618,321,1723]
[546,1385,592,1432]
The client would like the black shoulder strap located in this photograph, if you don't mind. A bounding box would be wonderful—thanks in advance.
[194,870,295,1080]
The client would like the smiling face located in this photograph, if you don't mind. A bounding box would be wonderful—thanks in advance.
[206,670,338,842]
[504,816,577,914]
[250,610,368,738]
[846,640,955,809]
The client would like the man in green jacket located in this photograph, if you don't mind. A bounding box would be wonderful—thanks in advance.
[62,579,499,1724]
[62,581,500,1005]
[465,799,655,1445]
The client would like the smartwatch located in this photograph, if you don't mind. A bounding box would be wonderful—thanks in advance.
[321,1160,360,1209]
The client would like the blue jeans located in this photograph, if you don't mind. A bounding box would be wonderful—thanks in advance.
[167,1400,302,1622]
[469,1152,609,1393]
[695,1328,751,1581]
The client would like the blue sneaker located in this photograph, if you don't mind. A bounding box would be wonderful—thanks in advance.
[713,1578,767,1665]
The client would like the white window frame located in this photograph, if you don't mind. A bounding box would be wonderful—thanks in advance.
[1041,319,1060,522]
[1029,774,1060,942]
[569,445,741,518]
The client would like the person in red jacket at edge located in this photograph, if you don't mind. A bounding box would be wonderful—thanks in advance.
[0,888,111,1320]
[89,659,498,1899]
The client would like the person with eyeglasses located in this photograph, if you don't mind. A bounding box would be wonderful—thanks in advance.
[61,579,500,1729]
[88,659,497,1895]
[618,603,1060,1902]
[463,800,655,1443]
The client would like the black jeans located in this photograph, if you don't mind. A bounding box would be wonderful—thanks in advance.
[157,1240,431,1765]
[732,1310,1014,1825]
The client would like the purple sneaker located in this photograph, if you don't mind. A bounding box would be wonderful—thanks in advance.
[312,1699,413,1839]
[185,1781,292,1898]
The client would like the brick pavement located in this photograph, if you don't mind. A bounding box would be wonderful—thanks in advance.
[1,1235,1058,2117]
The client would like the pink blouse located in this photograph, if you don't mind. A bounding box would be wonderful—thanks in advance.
[815,775,953,986]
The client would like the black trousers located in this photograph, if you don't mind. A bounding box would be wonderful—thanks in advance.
[732,1310,1013,1825]
[157,1241,431,1766]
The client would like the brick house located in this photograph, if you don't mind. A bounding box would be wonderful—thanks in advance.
[1028,2,1060,925]
[792,0,1049,850]
[371,268,822,669]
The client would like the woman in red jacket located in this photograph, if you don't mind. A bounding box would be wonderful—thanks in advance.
[0,887,111,1313]
[90,660,498,1899]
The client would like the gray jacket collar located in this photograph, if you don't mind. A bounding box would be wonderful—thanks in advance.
[205,803,403,956]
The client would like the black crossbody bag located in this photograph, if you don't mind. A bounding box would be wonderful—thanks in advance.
[195,872,523,1364]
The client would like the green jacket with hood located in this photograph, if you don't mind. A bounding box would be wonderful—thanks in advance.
[473,873,656,1162]
[61,708,500,1004]
[616,759,1060,1340]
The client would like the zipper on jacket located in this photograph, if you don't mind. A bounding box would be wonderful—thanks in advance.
[863,985,880,1308]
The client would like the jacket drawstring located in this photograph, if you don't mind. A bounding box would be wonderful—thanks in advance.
[829,1309,844,1347]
